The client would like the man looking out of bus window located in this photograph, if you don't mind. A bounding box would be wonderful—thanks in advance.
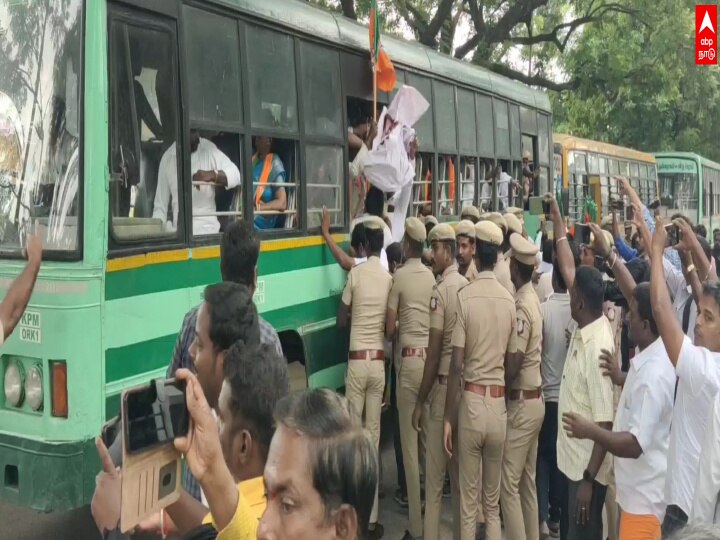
[0,224,42,346]
[153,129,241,236]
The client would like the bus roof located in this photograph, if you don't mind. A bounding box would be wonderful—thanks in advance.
[211,0,551,113]
[653,151,720,172]
[553,133,656,163]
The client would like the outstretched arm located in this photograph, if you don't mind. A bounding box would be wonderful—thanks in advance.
[649,219,684,366]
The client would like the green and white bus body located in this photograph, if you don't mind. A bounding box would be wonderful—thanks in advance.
[0,0,551,512]
[654,152,720,235]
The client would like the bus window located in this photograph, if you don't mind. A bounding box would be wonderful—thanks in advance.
[538,114,550,166]
[457,89,476,156]
[609,159,619,176]
[251,137,298,231]
[433,81,457,153]
[183,6,242,124]
[476,94,494,157]
[300,42,342,138]
[497,159,513,211]
[0,0,82,255]
[406,74,434,150]
[588,153,599,174]
[494,99,510,158]
[509,105,521,159]
[246,26,298,132]
[438,155,457,216]
[459,157,476,211]
[413,153,433,217]
[479,158,499,212]
[109,20,181,242]
[305,144,344,230]
[183,8,243,234]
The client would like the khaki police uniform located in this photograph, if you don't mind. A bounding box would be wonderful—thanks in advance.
[486,213,514,294]
[500,233,546,540]
[423,224,468,540]
[461,205,481,224]
[390,217,436,539]
[452,221,516,540]
[341,216,393,526]
[455,220,479,282]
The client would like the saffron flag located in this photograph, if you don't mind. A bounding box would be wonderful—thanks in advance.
[369,1,396,92]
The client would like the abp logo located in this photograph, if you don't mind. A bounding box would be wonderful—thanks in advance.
[696,4,718,65]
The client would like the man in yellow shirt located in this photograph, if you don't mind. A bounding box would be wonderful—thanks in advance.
[172,336,289,540]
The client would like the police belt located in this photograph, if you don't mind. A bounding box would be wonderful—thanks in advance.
[463,382,505,398]
[401,347,427,358]
[348,349,385,360]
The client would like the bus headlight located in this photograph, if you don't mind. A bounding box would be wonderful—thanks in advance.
[25,365,43,411]
[4,362,24,407]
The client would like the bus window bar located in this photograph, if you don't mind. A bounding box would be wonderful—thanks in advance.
[307,207,342,213]
[305,183,341,188]
[193,210,296,217]
[251,182,298,188]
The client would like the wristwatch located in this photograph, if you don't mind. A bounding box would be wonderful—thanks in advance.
[583,469,595,483]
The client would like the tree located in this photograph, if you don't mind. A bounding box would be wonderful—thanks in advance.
[311,0,637,91]
[553,0,720,161]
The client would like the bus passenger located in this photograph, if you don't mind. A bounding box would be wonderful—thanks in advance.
[253,136,288,230]
[153,129,241,235]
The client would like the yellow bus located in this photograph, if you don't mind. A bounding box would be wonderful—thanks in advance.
[553,134,658,223]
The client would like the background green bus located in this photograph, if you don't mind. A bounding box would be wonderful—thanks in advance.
[655,152,720,233]
[0,0,550,512]
[654,152,720,234]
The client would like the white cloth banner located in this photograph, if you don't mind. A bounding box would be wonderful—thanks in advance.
[363,85,429,242]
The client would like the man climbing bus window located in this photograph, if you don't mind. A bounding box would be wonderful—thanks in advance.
[253,136,288,230]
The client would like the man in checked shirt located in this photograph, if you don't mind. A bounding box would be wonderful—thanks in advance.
[167,219,282,502]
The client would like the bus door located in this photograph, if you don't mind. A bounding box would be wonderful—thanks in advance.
[107,3,183,243]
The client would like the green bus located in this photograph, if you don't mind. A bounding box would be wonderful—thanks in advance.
[0,0,551,511]
[654,152,720,234]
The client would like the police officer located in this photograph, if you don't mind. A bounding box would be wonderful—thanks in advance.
[337,215,392,538]
[455,220,478,282]
[443,221,517,540]
[387,217,436,540]
[500,233,546,540]
[486,212,514,294]
[411,223,468,540]
[461,205,481,224]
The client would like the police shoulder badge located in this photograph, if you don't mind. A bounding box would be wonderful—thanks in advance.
[517,318,525,335]
[430,297,438,311]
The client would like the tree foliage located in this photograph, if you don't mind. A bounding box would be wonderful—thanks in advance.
[312,0,637,91]
[553,0,720,161]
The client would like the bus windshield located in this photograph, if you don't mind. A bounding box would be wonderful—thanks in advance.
[0,0,82,256]
[658,159,699,223]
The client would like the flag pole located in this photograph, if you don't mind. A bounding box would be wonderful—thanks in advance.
[373,61,378,122]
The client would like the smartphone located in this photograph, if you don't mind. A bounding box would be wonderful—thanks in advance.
[609,198,625,211]
[665,223,681,246]
[575,223,592,245]
[123,378,189,455]
[101,415,121,448]
[528,196,545,215]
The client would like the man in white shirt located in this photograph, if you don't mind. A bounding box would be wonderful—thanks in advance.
[644,219,720,537]
[692,392,720,524]
[537,259,573,538]
[153,130,241,235]
[564,274,675,539]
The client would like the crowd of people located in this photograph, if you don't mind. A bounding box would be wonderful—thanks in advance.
[79,162,720,540]
[0,76,714,539]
